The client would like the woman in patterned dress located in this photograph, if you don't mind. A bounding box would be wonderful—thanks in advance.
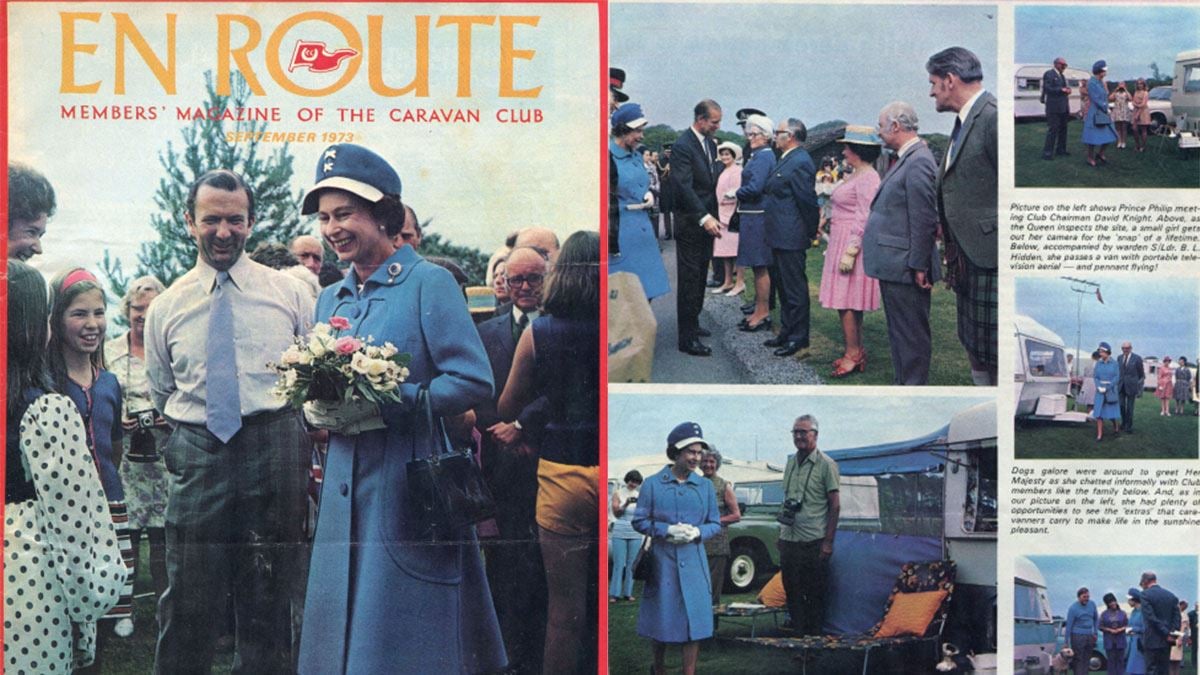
[105,276,171,620]
[1156,356,1175,416]
[4,260,124,674]
[818,126,883,377]
[1108,81,1133,149]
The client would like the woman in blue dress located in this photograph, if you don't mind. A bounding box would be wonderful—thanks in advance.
[1093,341,1121,442]
[634,422,721,675]
[609,103,671,300]
[1127,588,1147,675]
[1083,60,1119,167]
[732,114,778,331]
[298,144,506,674]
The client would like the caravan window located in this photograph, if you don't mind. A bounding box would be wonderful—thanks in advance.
[1185,64,1200,93]
[1025,339,1067,377]
[1018,77,1041,92]
[963,452,998,533]
[872,473,943,538]
[1014,583,1053,622]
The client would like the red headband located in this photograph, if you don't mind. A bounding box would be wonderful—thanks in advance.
[61,268,99,291]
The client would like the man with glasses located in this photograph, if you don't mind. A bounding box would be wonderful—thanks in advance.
[762,119,820,358]
[777,415,840,635]
[474,245,551,673]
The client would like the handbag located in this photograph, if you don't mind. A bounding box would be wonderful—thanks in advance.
[727,210,741,233]
[406,388,496,540]
[1093,109,1112,126]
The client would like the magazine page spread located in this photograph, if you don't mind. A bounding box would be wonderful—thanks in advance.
[4,2,601,673]
[606,2,1199,674]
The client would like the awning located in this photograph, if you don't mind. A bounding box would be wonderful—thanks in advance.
[825,426,949,476]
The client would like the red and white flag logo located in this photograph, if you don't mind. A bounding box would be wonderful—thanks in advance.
[288,40,359,73]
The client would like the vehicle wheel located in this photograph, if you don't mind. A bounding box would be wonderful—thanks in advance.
[725,545,759,593]
[1150,114,1168,136]
[1089,652,1106,672]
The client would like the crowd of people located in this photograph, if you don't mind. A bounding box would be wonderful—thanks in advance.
[1041,57,1159,165]
[624,415,838,675]
[609,46,998,386]
[6,148,599,674]
[1080,341,1198,442]
[1062,574,1189,675]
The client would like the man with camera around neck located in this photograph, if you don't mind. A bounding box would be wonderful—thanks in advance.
[777,414,840,636]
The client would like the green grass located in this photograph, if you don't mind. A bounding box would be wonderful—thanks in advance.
[1015,393,1199,459]
[729,249,973,385]
[98,540,235,674]
[1014,120,1200,188]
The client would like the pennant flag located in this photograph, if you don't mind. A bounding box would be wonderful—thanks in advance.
[288,41,358,73]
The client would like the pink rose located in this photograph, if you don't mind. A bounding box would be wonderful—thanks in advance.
[329,316,351,331]
[334,336,363,355]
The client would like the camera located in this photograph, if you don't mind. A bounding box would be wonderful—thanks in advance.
[128,409,160,462]
[627,496,638,504]
[776,498,802,527]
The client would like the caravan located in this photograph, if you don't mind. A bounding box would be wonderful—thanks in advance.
[1170,49,1200,149]
[1013,556,1058,674]
[1013,315,1090,422]
[1014,64,1090,118]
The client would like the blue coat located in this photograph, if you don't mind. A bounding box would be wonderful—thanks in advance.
[1082,77,1119,146]
[764,147,819,251]
[1093,357,1121,420]
[633,465,721,643]
[299,245,506,674]
[609,140,670,300]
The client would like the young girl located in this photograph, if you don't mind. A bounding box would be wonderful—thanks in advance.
[48,268,134,671]
[4,261,124,673]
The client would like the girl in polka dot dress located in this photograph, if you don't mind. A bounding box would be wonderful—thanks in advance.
[4,261,125,673]
[47,268,135,671]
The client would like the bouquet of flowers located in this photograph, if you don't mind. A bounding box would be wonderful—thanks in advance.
[270,316,411,409]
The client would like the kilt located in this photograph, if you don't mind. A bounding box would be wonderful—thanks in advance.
[955,260,998,369]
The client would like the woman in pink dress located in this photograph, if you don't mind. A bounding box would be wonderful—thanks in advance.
[818,126,883,378]
[1156,355,1175,416]
[711,142,744,295]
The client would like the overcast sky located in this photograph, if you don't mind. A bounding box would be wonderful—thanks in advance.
[1015,5,1200,81]
[610,3,997,135]
[1016,277,1200,362]
[9,3,599,284]
[1029,555,1198,616]
[608,389,990,467]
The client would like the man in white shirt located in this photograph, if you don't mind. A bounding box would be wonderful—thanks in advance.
[145,169,314,674]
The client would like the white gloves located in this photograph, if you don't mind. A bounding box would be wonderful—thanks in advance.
[642,191,654,207]
[303,398,386,435]
[665,523,700,544]
[723,190,737,200]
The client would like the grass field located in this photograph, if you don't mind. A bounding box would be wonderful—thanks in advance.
[729,247,974,386]
[1013,120,1200,188]
[1015,393,1200,459]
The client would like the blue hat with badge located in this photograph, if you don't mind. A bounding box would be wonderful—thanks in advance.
[1092,60,1107,74]
[1098,341,1112,353]
[667,421,708,450]
[611,103,648,131]
[301,143,402,215]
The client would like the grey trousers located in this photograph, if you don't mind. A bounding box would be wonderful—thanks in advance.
[879,280,932,385]
[155,410,309,675]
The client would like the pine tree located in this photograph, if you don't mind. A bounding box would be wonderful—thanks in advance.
[101,72,308,301]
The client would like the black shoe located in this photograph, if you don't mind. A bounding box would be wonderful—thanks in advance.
[740,302,755,314]
[763,336,786,348]
[737,318,750,330]
[773,341,806,357]
[696,327,712,337]
[739,318,772,333]
[678,339,712,356]
[707,279,722,288]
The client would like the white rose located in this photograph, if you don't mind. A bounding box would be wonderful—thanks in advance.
[297,350,314,365]
[280,346,303,365]
[350,352,372,376]
[308,334,330,358]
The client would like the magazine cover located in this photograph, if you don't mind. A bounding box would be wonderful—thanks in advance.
[4,2,602,673]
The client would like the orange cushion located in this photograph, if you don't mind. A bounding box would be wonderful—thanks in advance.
[756,572,787,608]
[874,590,948,638]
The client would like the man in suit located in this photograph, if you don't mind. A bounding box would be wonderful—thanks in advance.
[670,99,724,356]
[475,246,550,673]
[928,46,998,386]
[863,102,941,385]
[763,117,820,357]
[1117,341,1145,433]
[1139,571,1181,675]
[1042,57,1073,159]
